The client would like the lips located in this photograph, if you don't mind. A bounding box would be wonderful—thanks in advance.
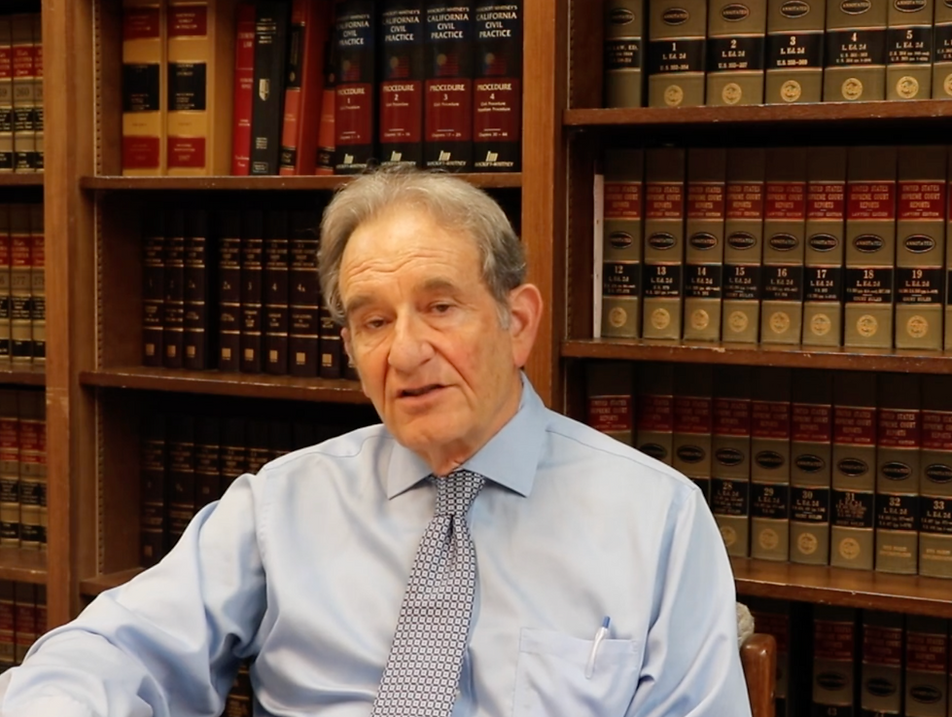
[399,384,443,398]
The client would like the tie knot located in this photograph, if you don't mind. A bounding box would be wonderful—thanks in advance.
[434,470,485,516]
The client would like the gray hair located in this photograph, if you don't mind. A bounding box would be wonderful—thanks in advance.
[318,167,526,326]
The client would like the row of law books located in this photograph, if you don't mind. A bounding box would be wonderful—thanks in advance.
[587,362,952,577]
[0,202,44,366]
[603,0,952,108]
[747,597,952,717]
[596,144,952,351]
[141,205,355,379]
[0,13,42,173]
[121,0,522,177]
[0,389,45,552]
[0,582,46,673]
[140,410,373,567]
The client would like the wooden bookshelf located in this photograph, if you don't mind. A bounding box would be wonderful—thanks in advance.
[0,365,46,386]
[0,174,44,187]
[80,568,143,598]
[80,173,523,191]
[0,548,46,584]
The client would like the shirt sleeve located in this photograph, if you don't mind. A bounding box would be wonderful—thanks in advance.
[629,485,753,717]
[0,473,267,717]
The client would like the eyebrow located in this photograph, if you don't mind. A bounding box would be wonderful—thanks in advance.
[343,277,464,319]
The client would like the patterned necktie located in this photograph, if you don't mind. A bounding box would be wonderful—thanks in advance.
[371,469,486,717]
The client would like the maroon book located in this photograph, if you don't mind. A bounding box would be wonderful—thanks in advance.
[240,209,264,373]
[217,210,242,372]
[141,209,165,366]
[289,210,320,376]
[183,209,211,370]
[264,210,290,375]
[162,209,186,369]
[379,0,425,167]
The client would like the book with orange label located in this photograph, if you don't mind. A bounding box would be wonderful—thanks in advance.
[122,0,167,175]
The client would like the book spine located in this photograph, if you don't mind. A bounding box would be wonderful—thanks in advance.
[423,1,474,171]
[933,0,952,96]
[217,210,242,371]
[642,147,685,339]
[240,209,264,372]
[334,0,377,174]
[319,301,341,378]
[16,390,42,550]
[647,0,707,106]
[0,206,10,362]
[812,605,858,715]
[711,365,753,557]
[706,0,767,105]
[586,361,635,446]
[721,146,765,343]
[162,209,186,368]
[36,406,45,549]
[472,0,522,171]
[379,0,425,168]
[683,147,726,340]
[830,371,877,570]
[803,145,847,347]
[264,209,289,374]
[672,364,714,500]
[765,0,825,103]
[248,418,274,470]
[166,414,196,545]
[220,417,247,495]
[750,367,792,561]
[314,24,337,175]
[140,414,167,566]
[28,204,42,364]
[166,0,210,174]
[844,145,897,349]
[8,206,30,365]
[895,145,946,350]
[31,15,41,172]
[600,148,643,339]
[760,147,806,345]
[823,0,889,100]
[635,362,675,464]
[122,0,167,175]
[886,0,933,99]
[11,15,35,173]
[288,210,320,376]
[905,615,949,717]
[183,208,210,369]
[0,582,13,670]
[0,392,17,548]
[13,583,34,663]
[861,611,905,714]
[142,209,166,366]
[920,375,952,578]
[603,0,645,108]
[790,369,834,565]
[250,0,291,175]
[0,19,12,174]
[194,417,221,509]
[231,2,256,175]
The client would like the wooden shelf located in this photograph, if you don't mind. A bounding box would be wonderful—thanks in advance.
[0,174,44,187]
[80,567,143,597]
[80,173,523,191]
[563,338,952,373]
[733,558,952,618]
[79,366,369,403]
[0,364,45,386]
[0,547,46,584]
[564,100,952,128]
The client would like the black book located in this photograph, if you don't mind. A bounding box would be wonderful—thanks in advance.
[183,209,212,370]
[142,208,165,367]
[264,210,290,375]
[289,210,320,376]
[217,210,242,372]
[250,0,292,175]
[162,209,186,369]
[140,414,167,567]
[240,209,265,373]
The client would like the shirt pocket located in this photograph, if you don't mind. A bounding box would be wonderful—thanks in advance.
[512,627,643,717]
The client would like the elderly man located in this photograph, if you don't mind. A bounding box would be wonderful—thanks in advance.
[0,169,750,717]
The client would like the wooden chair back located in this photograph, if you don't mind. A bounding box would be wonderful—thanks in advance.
[741,633,777,717]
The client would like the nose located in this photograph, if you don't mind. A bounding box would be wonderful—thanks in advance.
[387,312,434,372]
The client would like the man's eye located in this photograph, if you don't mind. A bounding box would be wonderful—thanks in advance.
[365,318,387,330]
[432,303,453,314]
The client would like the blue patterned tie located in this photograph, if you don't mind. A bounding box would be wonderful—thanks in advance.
[371,470,486,716]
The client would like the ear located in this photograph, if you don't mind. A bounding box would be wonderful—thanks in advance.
[506,283,543,369]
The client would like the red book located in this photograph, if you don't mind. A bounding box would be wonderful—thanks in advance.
[278,0,332,175]
[379,0,424,167]
[230,2,256,175]
[313,33,336,175]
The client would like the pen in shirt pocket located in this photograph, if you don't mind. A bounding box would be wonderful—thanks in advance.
[585,616,611,679]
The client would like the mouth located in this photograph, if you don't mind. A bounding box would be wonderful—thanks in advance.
[398,384,444,399]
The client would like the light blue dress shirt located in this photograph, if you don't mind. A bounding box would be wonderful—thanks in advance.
[0,378,751,717]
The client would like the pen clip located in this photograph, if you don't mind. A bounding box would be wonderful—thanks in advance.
[584,616,611,679]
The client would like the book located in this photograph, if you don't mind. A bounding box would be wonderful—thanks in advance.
[750,366,792,561]
[933,0,952,97]
[823,0,888,100]
[765,0,825,103]
[13,582,35,663]
[8,204,30,364]
[811,605,858,716]
[672,364,714,500]
[183,209,211,369]
[683,147,726,340]
[217,209,241,371]
[0,206,9,361]
[721,146,765,344]
[860,611,904,715]
[278,0,332,174]
[760,147,807,345]
[895,145,946,351]
[0,391,17,548]
[586,361,635,446]
[905,615,949,717]
[230,1,256,175]
[263,209,289,374]
[143,209,166,366]
[634,361,674,464]
[603,0,645,107]
[122,0,167,175]
[472,0,522,171]
[11,14,36,172]
[886,0,933,99]
[646,0,707,106]
[423,2,474,171]
[288,209,320,376]
[830,371,877,571]
[0,18,13,173]
[162,208,186,368]
[167,414,196,545]
[802,145,847,347]
[28,204,43,364]
[599,148,643,339]
[249,0,291,174]
[745,598,795,716]
[378,0,425,168]
[247,418,272,471]
[0,582,12,671]
[711,365,752,557]
[920,374,952,578]
[17,390,43,550]
[314,23,337,174]
[706,0,767,105]
[29,14,42,171]
[844,145,897,350]
[140,414,167,567]
[194,417,221,507]
[319,301,341,377]
[166,0,237,175]
[642,146,685,340]
[334,0,377,174]
[220,417,247,494]
[240,209,264,372]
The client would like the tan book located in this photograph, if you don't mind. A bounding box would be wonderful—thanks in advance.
[711,365,752,557]
[642,147,685,340]
[0,17,11,173]
[823,0,889,101]
[600,149,643,339]
[750,367,792,561]
[765,0,825,102]
[604,0,645,107]
[706,0,767,104]
[812,605,858,713]
[122,0,167,175]
[896,146,946,350]
[920,375,952,578]
[586,361,635,446]
[803,146,847,347]
[166,0,237,175]
[760,147,807,345]
[30,14,41,173]
[886,0,934,98]
[860,611,905,715]
[673,364,714,501]
[646,0,707,106]
[933,0,952,97]
[722,147,765,343]
[844,146,897,350]
[683,147,726,340]
[905,615,949,717]
[635,362,675,464]
[10,14,34,173]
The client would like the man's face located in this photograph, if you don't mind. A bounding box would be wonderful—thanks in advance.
[338,206,536,473]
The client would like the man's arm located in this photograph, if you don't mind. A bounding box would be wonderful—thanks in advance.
[0,473,267,717]
[630,485,752,717]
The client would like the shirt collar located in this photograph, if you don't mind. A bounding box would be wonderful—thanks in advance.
[386,373,547,499]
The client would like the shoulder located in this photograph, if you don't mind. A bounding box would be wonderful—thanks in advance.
[258,424,393,475]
